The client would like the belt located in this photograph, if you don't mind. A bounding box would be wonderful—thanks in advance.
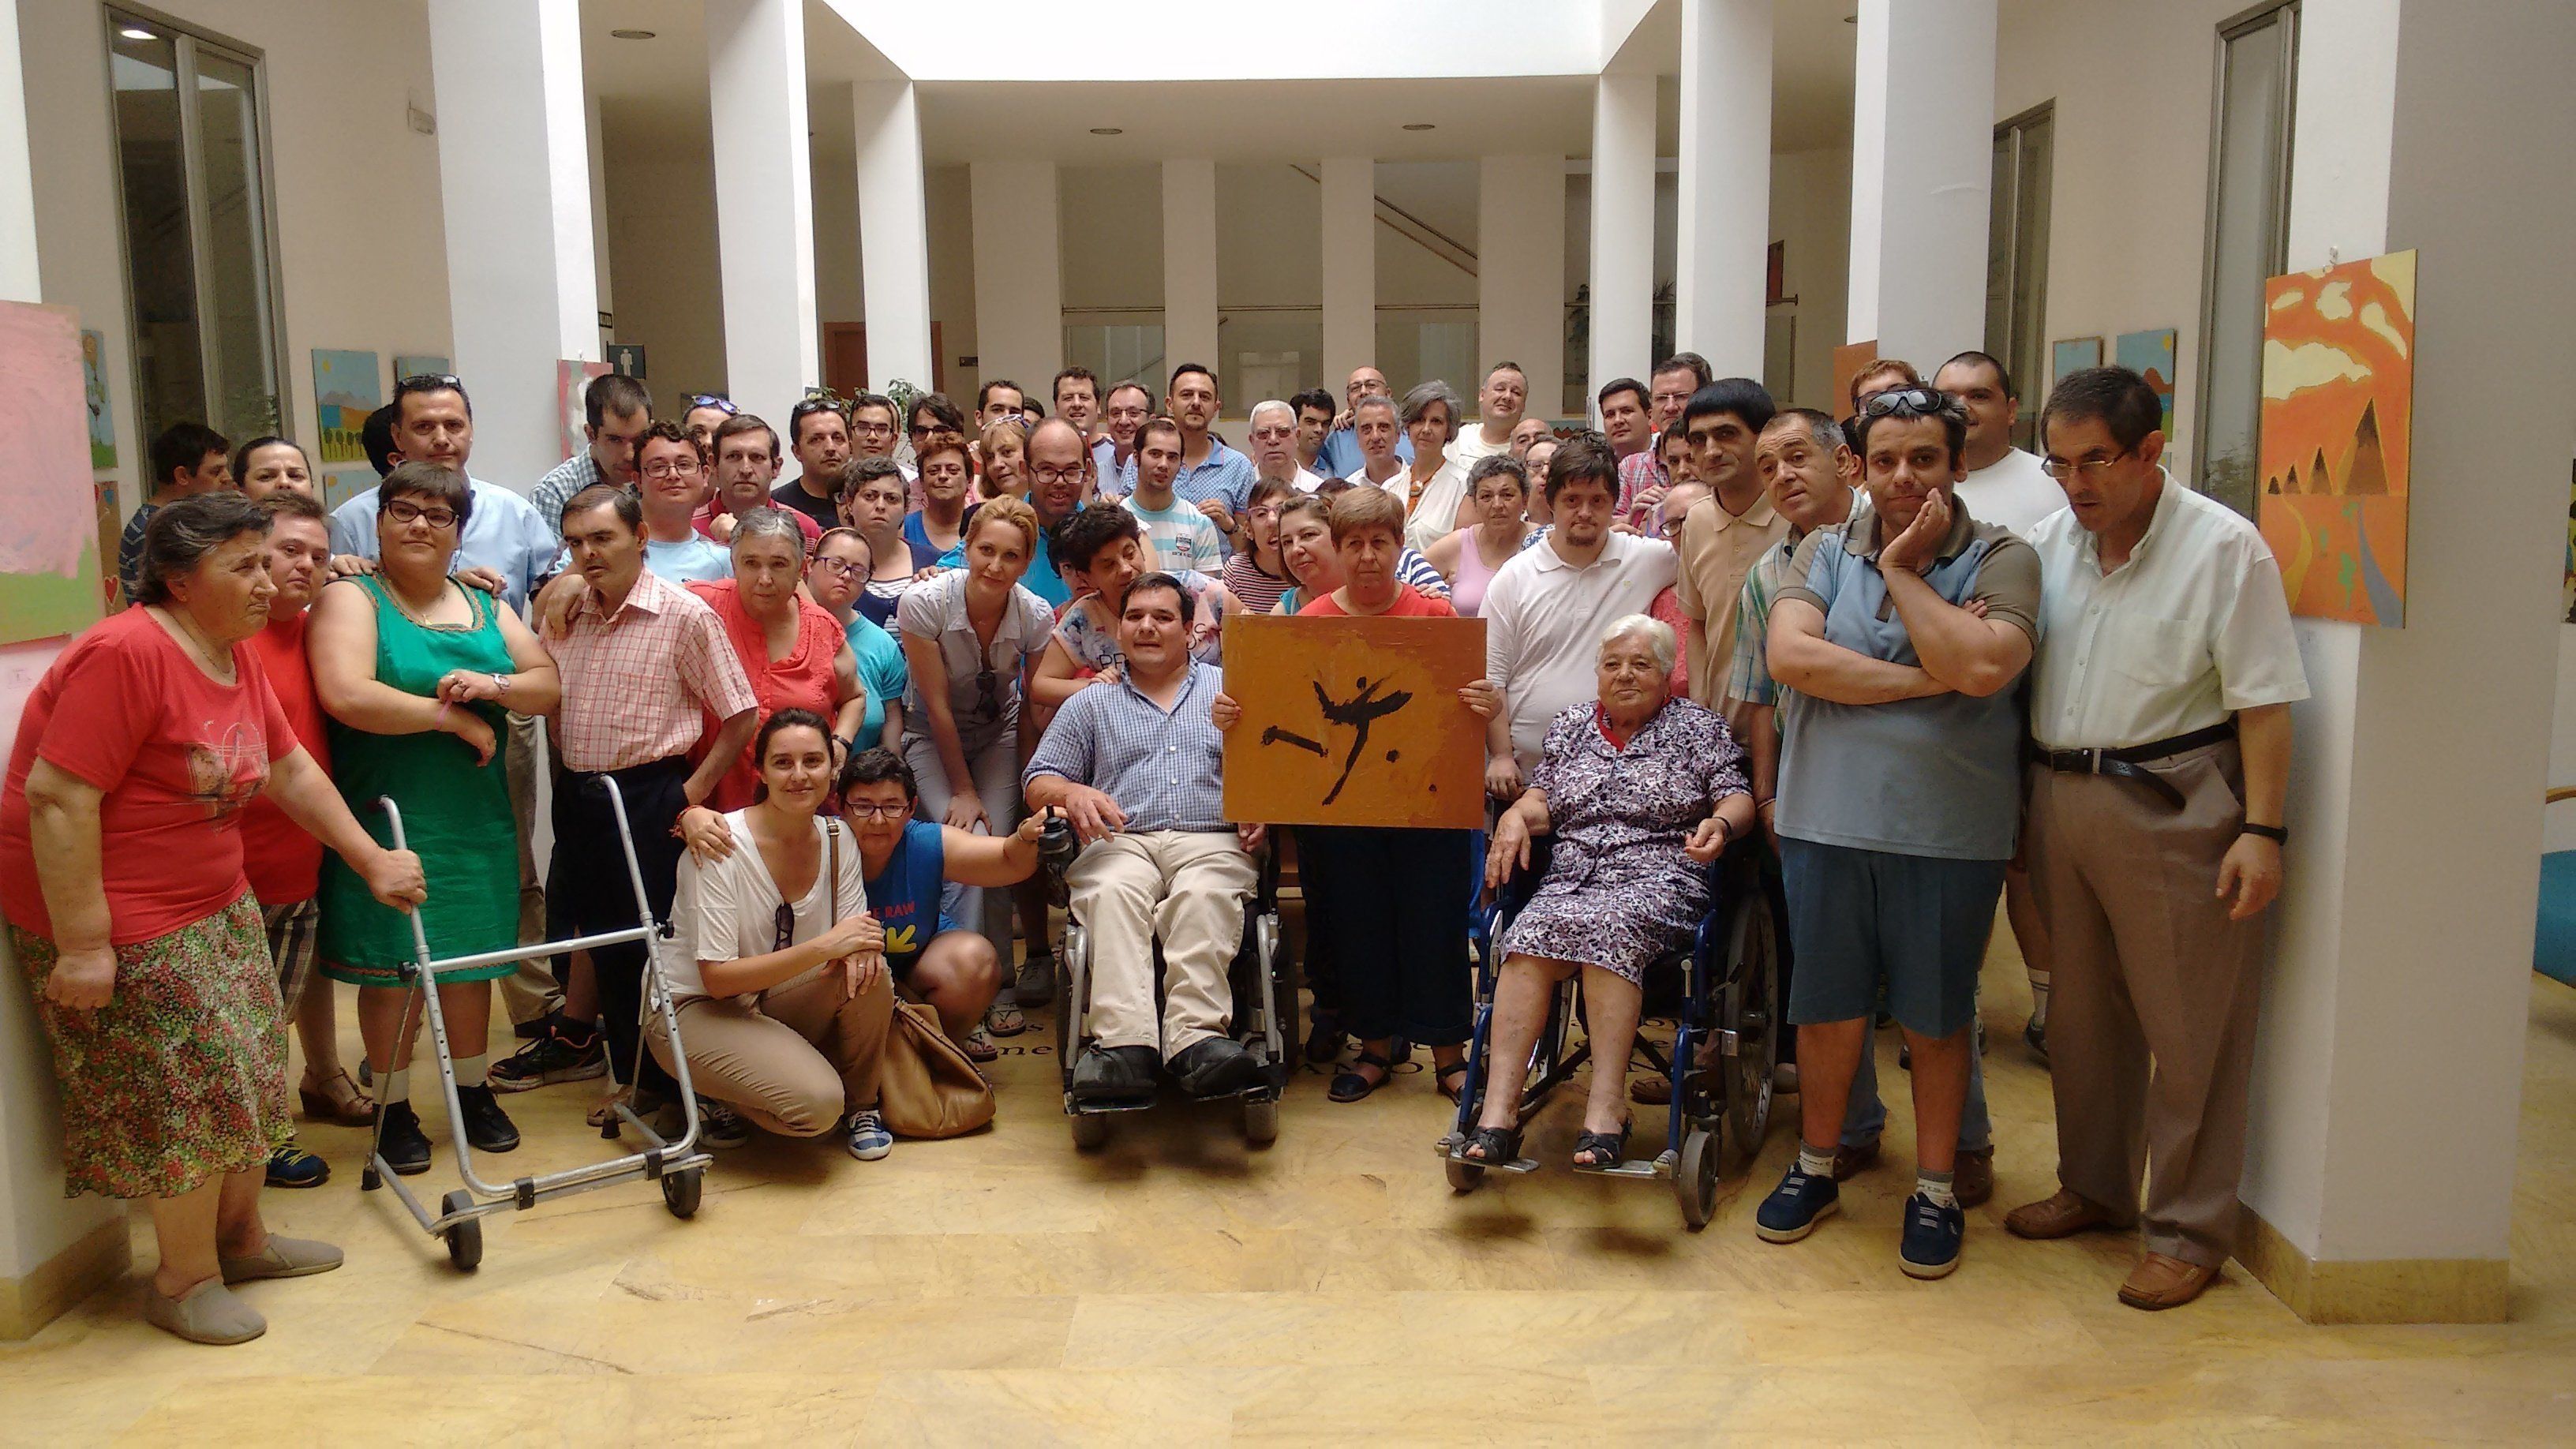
[2031,721,2236,810]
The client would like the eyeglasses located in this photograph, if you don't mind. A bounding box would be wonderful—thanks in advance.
[1028,463,1086,488]
[684,394,738,416]
[845,800,910,820]
[2039,447,2136,481]
[640,459,702,480]
[809,556,862,578]
[852,418,897,438]
[384,498,459,530]
[1855,387,1969,422]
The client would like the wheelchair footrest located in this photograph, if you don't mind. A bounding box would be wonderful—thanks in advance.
[1571,1155,1668,1180]
[1436,1136,1540,1174]
[1063,1092,1159,1115]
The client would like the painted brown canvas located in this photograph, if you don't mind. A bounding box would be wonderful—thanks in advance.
[1222,614,1488,830]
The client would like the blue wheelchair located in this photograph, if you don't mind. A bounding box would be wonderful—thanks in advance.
[1436,837,1782,1229]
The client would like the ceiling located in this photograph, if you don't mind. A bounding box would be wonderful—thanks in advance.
[579,0,1859,162]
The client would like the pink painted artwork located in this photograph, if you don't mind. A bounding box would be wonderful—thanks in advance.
[0,301,105,643]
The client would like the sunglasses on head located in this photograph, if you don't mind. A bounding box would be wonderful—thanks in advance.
[686,394,739,416]
[1855,387,1968,422]
[399,373,462,391]
[791,396,844,419]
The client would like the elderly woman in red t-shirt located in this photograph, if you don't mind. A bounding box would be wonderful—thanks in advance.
[686,506,866,810]
[0,494,425,1346]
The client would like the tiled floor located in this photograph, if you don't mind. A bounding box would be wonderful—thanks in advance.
[6,938,2573,1444]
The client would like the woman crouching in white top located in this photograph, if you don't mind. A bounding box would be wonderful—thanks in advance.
[652,708,898,1161]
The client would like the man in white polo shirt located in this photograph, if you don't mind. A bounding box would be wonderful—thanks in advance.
[1448,361,1530,467]
[1478,434,1679,800]
[2001,365,2308,1312]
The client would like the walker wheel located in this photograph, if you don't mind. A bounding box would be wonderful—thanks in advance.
[1069,1111,1110,1151]
[441,1190,483,1271]
[1446,1158,1485,1194]
[661,1166,702,1219]
[1676,1127,1721,1231]
[1242,1097,1279,1148]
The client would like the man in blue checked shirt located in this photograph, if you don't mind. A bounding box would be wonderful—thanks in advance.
[1024,571,1265,1105]
[1161,362,1257,552]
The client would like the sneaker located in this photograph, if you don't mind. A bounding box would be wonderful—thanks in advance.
[698,1097,751,1151]
[264,1144,330,1189]
[1754,1161,1840,1244]
[844,1108,893,1161]
[1900,1191,1966,1279]
[376,1100,432,1176]
[489,1019,607,1091]
[2024,1016,2049,1065]
[1013,951,1056,1008]
[455,1084,521,1154]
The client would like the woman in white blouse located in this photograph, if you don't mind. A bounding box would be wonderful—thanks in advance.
[1398,379,1474,554]
[657,709,897,1161]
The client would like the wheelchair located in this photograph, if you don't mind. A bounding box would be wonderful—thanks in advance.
[1436,836,1781,1230]
[1039,819,1296,1151]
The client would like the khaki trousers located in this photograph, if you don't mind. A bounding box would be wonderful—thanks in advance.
[500,710,563,1026]
[2024,739,2265,1267]
[1068,829,1256,1058]
[647,968,894,1137]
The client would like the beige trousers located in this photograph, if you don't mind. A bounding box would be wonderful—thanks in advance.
[647,968,894,1136]
[1067,829,1256,1058]
[500,709,563,1026]
[2024,739,2266,1267]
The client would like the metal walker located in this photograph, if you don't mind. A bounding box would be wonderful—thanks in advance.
[361,778,710,1269]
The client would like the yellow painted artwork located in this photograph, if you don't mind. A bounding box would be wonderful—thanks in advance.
[1221,614,1488,830]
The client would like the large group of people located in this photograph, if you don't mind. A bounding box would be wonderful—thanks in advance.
[1,342,2307,1344]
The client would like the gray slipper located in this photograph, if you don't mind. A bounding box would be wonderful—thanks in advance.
[144,1277,267,1345]
[219,1235,344,1285]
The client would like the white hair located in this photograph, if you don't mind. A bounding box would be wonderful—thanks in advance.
[1601,613,1677,676]
[1249,399,1295,429]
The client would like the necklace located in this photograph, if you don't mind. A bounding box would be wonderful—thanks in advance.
[162,607,233,679]
[382,573,455,630]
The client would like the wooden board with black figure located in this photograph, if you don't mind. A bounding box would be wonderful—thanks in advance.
[1221,614,1487,830]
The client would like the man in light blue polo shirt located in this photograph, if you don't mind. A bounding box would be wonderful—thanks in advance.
[1750,386,2040,1282]
[1163,362,1256,552]
[326,377,557,615]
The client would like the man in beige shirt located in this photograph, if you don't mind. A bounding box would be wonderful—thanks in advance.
[1672,379,1790,718]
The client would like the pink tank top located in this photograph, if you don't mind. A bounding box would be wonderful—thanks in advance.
[1451,531,1508,618]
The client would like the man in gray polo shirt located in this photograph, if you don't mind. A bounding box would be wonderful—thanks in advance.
[1750,387,2039,1282]
[1024,572,1264,1104]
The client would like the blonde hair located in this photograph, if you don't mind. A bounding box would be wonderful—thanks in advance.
[968,494,1042,556]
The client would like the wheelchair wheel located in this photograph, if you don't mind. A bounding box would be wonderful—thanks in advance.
[662,1166,702,1219]
[1723,894,1780,1170]
[1242,1096,1279,1148]
[1446,1158,1485,1194]
[440,1190,482,1272]
[1675,1126,1721,1230]
[1069,1110,1110,1151]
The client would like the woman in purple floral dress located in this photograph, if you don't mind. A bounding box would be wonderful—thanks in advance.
[1462,614,1754,1170]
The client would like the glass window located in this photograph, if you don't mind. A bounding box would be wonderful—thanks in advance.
[1985,105,2054,451]
[106,10,283,448]
[2196,3,2300,516]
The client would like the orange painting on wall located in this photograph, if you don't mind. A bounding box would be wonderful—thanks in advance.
[1220,615,1488,830]
[2256,249,2416,627]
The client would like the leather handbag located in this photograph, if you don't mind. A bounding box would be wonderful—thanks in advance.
[877,1000,995,1138]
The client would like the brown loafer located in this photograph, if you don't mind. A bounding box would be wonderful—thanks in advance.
[1953,1147,1994,1209]
[2117,1252,2220,1310]
[1832,1136,1880,1181]
[2004,1188,2117,1240]
[1628,1076,1672,1106]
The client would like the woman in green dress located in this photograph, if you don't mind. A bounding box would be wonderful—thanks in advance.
[309,463,560,1177]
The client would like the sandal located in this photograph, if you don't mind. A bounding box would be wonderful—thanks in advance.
[1328,1051,1393,1103]
[1456,1122,1523,1165]
[985,1001,1028,1038]
[298,1069,376,1126]
[962,1024,999,1063]
[1435,1061,1470,1104]
[1571,1118,1634,1170]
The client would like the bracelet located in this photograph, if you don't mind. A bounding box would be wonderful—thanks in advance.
[2240,822,2288,844]
[491,672,509,698]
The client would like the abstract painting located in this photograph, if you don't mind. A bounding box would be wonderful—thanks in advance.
[311,349,381,465]
[2050,336,2102,386]
[82,328,114,470]
[2256,249,2417,627]
[2114,328,2178,435]
[0,301,106,644]
[1220,615,1488,830]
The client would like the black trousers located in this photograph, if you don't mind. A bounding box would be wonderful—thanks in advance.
[550,755,689,1095]
[1297,825,1473,1048]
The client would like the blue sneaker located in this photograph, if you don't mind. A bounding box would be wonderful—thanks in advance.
[1900,1191,1965,1279]
[844,1109,893,1162]
[1754,1160,1839,1243]
[265,1144,330,1189]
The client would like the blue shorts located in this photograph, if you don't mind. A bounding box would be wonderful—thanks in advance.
[1778,838,2004,1039]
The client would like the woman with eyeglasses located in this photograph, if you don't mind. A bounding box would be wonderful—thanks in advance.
[657,710,897,1160]
[1221,474,1297,615]
[804,527,909,754]
[1425,455,1534,618]
[305,462,562,1178]
[894,496,1055,1050]
[683,507,867,811]
[904,393,969,494]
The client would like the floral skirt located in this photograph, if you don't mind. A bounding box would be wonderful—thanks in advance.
[9,893,291,1200]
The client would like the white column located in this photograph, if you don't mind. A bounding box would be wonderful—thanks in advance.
[968,159,1064,399]
[1843,0,1994,366]
[852,80,934,392]
[1320,156,1376,391]
[1586,72,1656,413]
[1162,159,1220,389]
[427,0,600,490]
[1673,0,1773,379]
[707,0,818,417]
[0,0,34,304]
[2234,0,2575,1324]
[1477,155,1566,420]
[585,91,613,354]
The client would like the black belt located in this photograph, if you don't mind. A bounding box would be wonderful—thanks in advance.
[2031,721,2236,810]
